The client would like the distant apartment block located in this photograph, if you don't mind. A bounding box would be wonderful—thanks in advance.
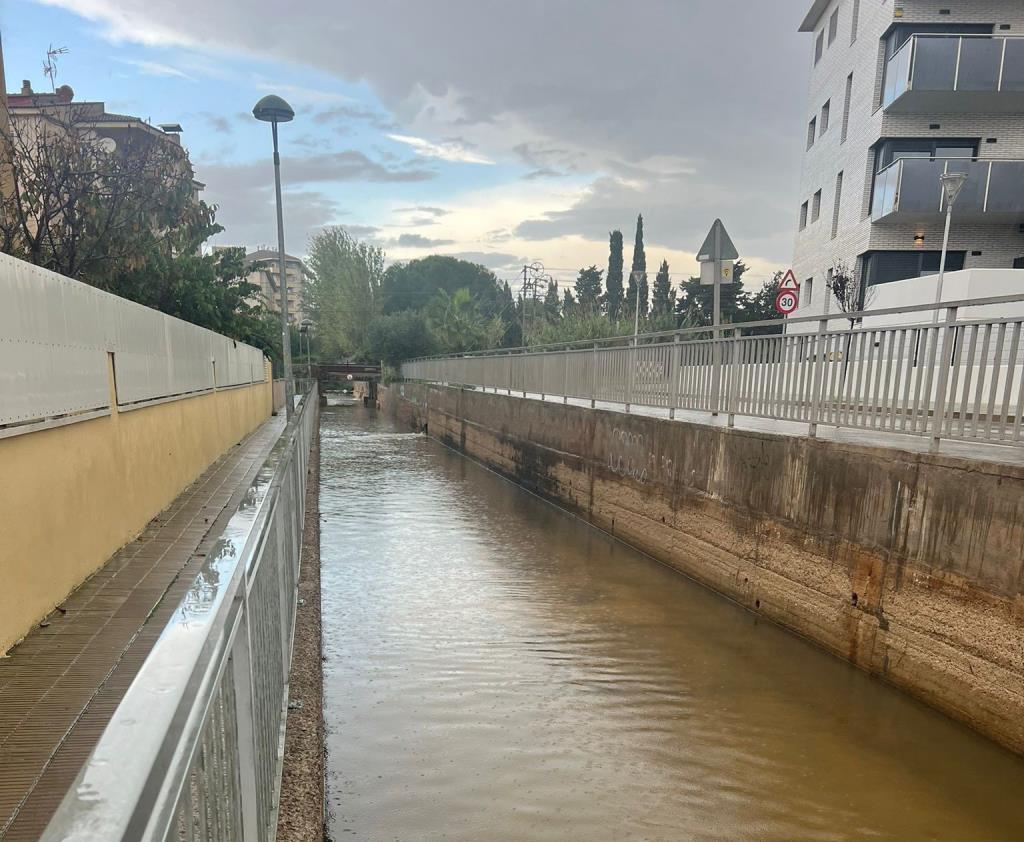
[793,0,1024,316]
[243,249,308,324]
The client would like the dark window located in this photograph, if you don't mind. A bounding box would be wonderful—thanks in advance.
[828,9,839,45]
[820,100,831,134]
[841,74,853,142]
[851,0,860,43]
[812,189,822,222]
[804,277,814,307]
[874,138,977,172]
[861,250,967,287]
[815,30,824,64]
[807,116,817,148]
[799,201,809,230]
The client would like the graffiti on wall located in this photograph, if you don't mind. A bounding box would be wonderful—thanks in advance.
[607,427,673,484]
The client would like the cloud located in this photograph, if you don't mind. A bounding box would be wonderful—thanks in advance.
[313,104,397,131]
[394,233,455,248]
[387,133,493,165]
[114,57,196,80]
[199,112,233,134]
[395,205,450,217]
[445,251,526,270]
[342,224,381,239]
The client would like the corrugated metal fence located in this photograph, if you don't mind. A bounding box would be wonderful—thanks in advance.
[0,254,266,436]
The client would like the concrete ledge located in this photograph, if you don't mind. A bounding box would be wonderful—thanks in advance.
[380,382,1024,755]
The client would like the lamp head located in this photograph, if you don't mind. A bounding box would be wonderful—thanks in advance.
[940,171,968,206]
[252,95,295,124]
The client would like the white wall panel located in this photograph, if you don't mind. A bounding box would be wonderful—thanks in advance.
[0,253,266,430]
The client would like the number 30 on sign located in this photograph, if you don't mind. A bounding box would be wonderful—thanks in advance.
[775,289,799,315]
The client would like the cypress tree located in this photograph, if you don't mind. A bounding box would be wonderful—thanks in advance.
[627,213,648,319]
[605,230,624,320]
[544,278,561,322]
[651,259,674,317]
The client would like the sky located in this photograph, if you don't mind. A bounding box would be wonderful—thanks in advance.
[2,0,811,292]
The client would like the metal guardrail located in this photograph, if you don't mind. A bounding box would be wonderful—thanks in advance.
[402,296,1024,449]
[42,384,318,842]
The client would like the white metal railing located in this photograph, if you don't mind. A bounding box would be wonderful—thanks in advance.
[42,383,318,842]
[883,33,1024,108]
[402,296,1024,449]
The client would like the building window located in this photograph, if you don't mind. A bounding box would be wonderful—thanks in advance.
[799,201,809,230]
[807,116,817,149]
[828,8,839,45]
[831,172,843,239]
[820,100,831,134]
[851,0,860,43]
[841,73,853,143]
[815,30,824,64]
[812,189,822,222]
[874,138,978,172]
[861,250,967,287]
[803,277,814,307]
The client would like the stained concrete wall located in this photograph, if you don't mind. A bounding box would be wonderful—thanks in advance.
[380,382,1024,755]
[0,360,273,653]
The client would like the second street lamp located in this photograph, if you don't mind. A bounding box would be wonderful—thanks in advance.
[933,170,968,324]
[253,94,296,417]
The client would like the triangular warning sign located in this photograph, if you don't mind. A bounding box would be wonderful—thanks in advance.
[696,219,739,262]
[779,269,799,290]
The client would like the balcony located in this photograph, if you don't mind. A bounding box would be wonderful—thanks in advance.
[871,157,1024,223]
[882,34,1024,113]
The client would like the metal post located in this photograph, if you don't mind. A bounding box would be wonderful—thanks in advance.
[808,317,829,437]
[711,263,722,416]
[727,327,741,427]
[271,121,293,418]
[933,202,954,325]
[625,336,635,413]
[591,342,598,408]
[562,350,569,403]
[930,305,958,451]
[669,334,681,420]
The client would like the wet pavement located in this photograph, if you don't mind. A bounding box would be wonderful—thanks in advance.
[321,404,1024,841]
[0,417,283,840]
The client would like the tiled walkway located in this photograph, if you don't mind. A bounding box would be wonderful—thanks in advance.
[0,415,285,840]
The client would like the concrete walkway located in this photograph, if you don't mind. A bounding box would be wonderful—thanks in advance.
[0,415,285,840]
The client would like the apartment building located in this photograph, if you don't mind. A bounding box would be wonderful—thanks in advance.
[792,0,1024,316]
[243,249,308,324]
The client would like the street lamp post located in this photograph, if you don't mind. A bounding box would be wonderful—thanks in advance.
[933,171,968,324]
[300,318,313,385]
[253,94,296,417]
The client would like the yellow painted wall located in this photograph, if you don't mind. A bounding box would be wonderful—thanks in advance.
[0,359,273,653]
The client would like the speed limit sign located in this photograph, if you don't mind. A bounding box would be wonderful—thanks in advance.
[775,289,799,315]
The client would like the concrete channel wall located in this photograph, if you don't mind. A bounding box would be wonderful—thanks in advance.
[380,382,1024,755]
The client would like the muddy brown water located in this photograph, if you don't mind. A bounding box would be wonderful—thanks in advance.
[321,406,1024,841]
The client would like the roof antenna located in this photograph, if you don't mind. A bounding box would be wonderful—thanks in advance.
[43,44,68,92]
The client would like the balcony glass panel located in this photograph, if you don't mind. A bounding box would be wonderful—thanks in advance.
[986,162,1024,213]
[882,42,912,106]
[957,38,1002,91]
[911,37,958,91]
[940,159,988,213]
[1002,39,1024,91]
[871,163,901,220]
[896,159,944,214]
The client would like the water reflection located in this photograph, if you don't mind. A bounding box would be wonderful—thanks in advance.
[321,405,1024,841]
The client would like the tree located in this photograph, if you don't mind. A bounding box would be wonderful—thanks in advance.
[366,310,436,368]
[604,230,624,320]
[380,255,504,318]
[739,271,784,335]
[826,260,873,318]
[425,287,505,353]
[650,259,675,318]
[675,260,749,327]
[574,265,603,314]
[544,278,561,322]
[1,104,198,282]
[306,226,383,360]
[625,213,648,319]
[562,287,576,316]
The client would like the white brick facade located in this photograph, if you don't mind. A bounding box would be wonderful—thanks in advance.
[792,0,1024,318]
